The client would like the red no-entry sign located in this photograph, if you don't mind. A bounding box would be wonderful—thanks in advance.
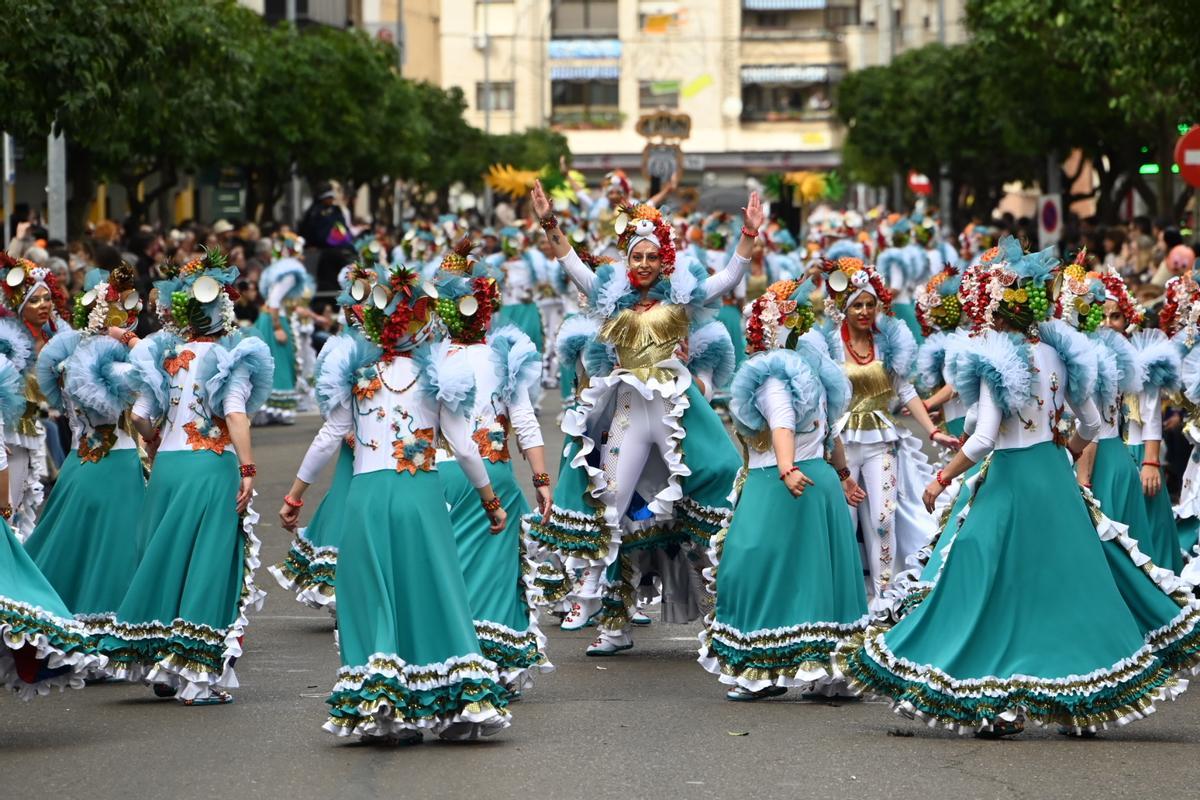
[1177,126,1200,188]
[907,171,932,197]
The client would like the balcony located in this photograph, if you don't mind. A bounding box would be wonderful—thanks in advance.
[263,0,349,27]
[740,64,839,124]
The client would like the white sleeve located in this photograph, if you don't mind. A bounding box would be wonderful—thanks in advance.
[558,249,597,295]
[757,377,797,431]
[1140,388,1162,441]
[222,376,253,417]
[961,382,1002,462]
[441,406,490,489]
[296,403,353,484]
[509,388,543,451]
[703,254,751,301]
[0,420,8,470]
[1070,396,1102,443]
[693,368,715,401]
[266,273,296,310]
[893,374,919,405]
[132,394,155,420]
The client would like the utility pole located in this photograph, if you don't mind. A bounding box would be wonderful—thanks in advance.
[47,131,67,241]
[2,133,12,249]
[287,0,303,227]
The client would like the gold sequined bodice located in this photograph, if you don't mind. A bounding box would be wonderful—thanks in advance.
[843,360,893,431]
[600,304,689,382]
[16,371,45,437]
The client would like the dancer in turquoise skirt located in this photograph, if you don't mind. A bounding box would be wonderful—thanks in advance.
[698,278,869,700]
[279,262,512,744]
[25,265,146,640]
[0,349,107,698]
[427,241,555,690]
[490,227,545,354]
[876,218,928,344]
[270,263,373,613]
[249,247,314,424]
[100,249,273,706]
[835,237,1200,737]
[526,181,759,655]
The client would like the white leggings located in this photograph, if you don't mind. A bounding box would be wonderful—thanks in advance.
[8,444,34,543]
[598,385,676,523]
[845,440,899,605]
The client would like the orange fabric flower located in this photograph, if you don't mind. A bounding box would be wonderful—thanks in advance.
[163,350,196,376]
[184,417,232,454]
[472,415,512,463]
[392,427,436,475]
[78,425,118,463]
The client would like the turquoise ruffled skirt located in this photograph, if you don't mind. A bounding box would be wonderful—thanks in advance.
[835,441,1200,733]
[24,449,146,639]
[249,313,298,419]
[893,302,924,344]
[1,515,105,699]
[441,459,551,688]
[270,442,353,612]
[99,450,264,701]
[496,303,544,353]
[717,304,747,368]
[699,459,869,689]
[325,469,510,738]
[1127,442,1184,573]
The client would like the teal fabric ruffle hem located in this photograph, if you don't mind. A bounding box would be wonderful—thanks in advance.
[23,448,146,639]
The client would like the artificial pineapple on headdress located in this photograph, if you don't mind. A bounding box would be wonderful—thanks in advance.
[1053,249,1109,333]
[614,203,676,275]
[958,235,1057,336]
[0,253,70,323]
[74,263,142,334]
[915,265,963,337]
[745,277,819,354]
[427,238,500,344]
[154,248,240,340]
[359,263,435,360]
[820,256,892,324]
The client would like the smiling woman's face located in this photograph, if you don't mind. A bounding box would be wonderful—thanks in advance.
[847,293,877,333]
[628,240,662,289]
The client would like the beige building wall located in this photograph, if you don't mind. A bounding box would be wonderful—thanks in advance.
[843,0,968,71]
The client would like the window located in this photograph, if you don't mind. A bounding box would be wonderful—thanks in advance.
[639,80,679,109]
[551,79,621,129]
[476,82,514,112]
[552,0,618,38]
[741,9,832,38]
[741,81,834,122]
[826,4,859,27]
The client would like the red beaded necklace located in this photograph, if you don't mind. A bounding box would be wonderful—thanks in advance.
[842,323,875,365]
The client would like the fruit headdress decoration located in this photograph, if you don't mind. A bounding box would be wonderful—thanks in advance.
[915,266,963,337]
[821,256,892,324]
[153,248,240,339]
[359,263,436,360]
[427,238,501,344]
[0,253,70,323]
[614,204,676,274]
[958,235,1058,335]
[1053,250,1109,334]
[74,263,142,334]
[745,277,818,354]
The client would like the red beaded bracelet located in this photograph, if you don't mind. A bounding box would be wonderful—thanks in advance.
[143,429,161,447]
[539,214,558,231]
[779,466,799,481]
[240,463,257,478]
[283,495,304,509]
[482,495,502,512]
[1142,461,1161,469]
[836,466,851,481]
[935,469,952,488]
[532,472,551,488]
[741,226,758,239]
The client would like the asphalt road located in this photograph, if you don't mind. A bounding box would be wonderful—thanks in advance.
[4,400,1199,800]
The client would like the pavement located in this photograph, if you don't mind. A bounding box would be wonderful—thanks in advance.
[4,398,1200,800]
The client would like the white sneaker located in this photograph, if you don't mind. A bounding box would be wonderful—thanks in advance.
[585,630,633,656]
[630,610,652,626]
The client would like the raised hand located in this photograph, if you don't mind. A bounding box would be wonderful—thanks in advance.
[531,180,553,220]
[742,191,765,231]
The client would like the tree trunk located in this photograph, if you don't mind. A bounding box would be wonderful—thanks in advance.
[65,142,95,240]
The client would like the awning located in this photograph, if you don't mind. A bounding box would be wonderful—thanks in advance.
[550,65,621,81]
[548,39,622,60]
[742,0,826,9]
[741,65,830,84]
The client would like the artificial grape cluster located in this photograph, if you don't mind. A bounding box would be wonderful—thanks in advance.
[362,306,384,344]
[1025,283,1050,321]
[171,290,191,329]
[435,296,462,330]
[73,295,89,329]
[790,305,815,333]
[1081,303,1105,333]
[930,294,962,330]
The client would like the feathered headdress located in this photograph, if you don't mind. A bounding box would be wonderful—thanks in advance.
[745,277,818,354]
[74,263,141,335]
[615,204,676,272]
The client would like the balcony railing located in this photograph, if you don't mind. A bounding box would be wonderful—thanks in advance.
[740,107,836,123]
[550,109,625,130]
